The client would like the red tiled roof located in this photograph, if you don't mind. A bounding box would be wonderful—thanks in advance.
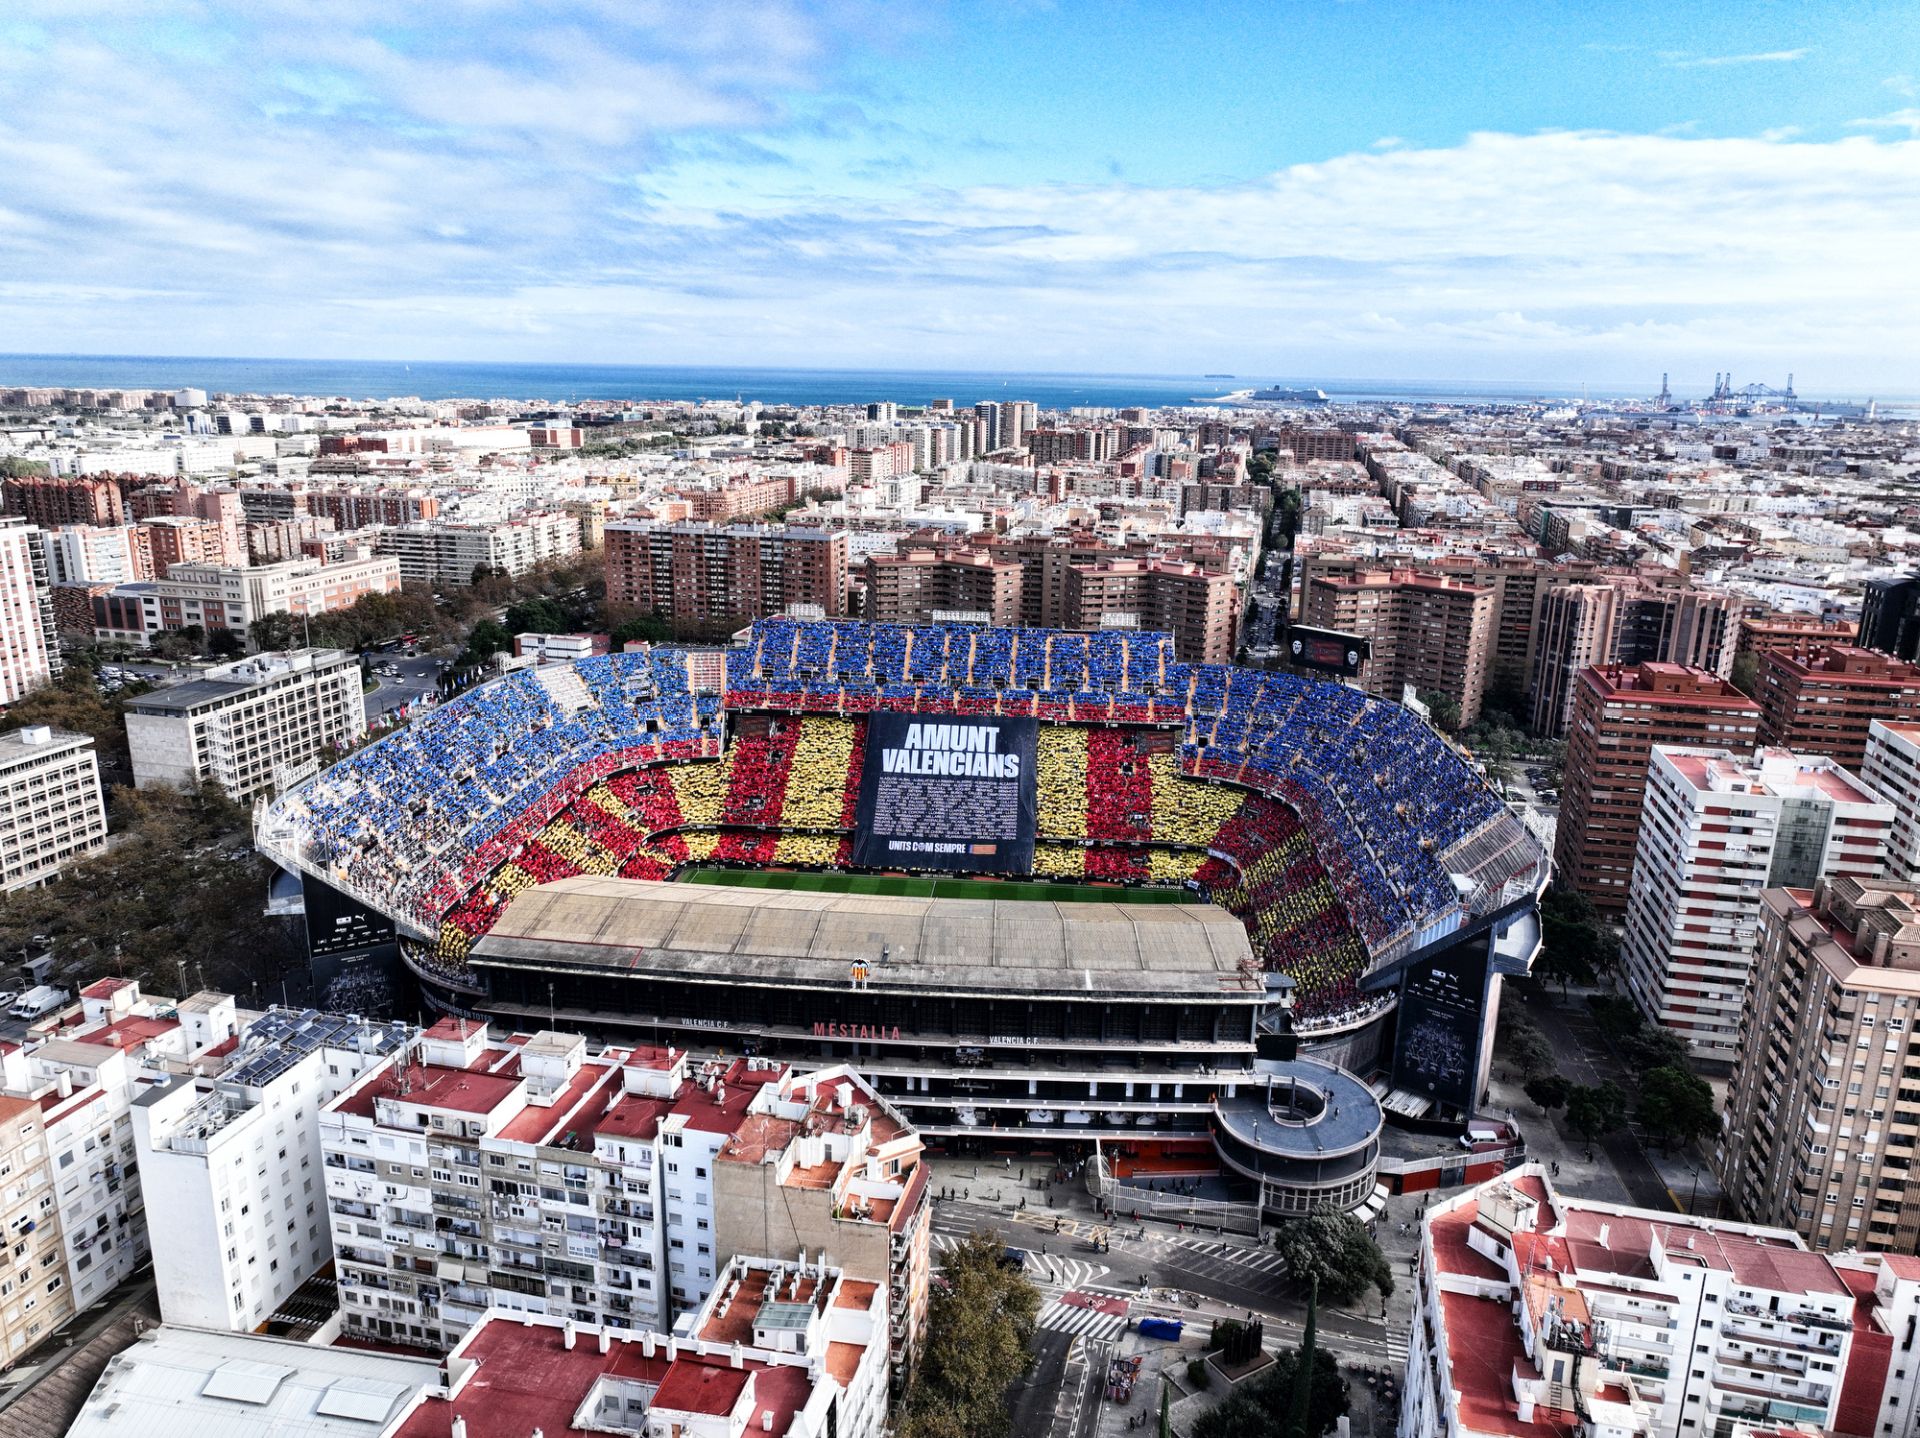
[1834,1266,1892,1438]
[331,1060,520,1119]
[1438,1291,1578,1438]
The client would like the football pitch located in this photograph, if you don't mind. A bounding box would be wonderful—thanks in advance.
[682,867,1200,904]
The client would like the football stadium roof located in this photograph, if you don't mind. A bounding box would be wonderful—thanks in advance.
[471,875,1262,999]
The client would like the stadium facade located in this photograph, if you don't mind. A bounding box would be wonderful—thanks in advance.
[256,619,1545,1217]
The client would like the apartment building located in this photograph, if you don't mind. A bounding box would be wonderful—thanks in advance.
[682,474,794,521]
[0,1096,73,1369]
[1526,582,1622,738]
[0,726,107,892]
[711,1066,932,1388]
[1062,558,1238,665]
[307,487,441,531]
[0,515,59,703]
[606,522,849,626]
[1555,663,1763,912]
[38,524,151,586]
[373,512,581,585]
[1719,876,1920,1254]
[131,1007,411,1332]
[0,474,125,527]
[1621,746,1892,1057]
[318,1024,925,1373]
[0,979,247,1352]
[1405,1165,1864,1438]
[861,546,1023,626]
[1299,567,1495,723]
[139,513,235,574]
[1756,643,1920,775]
[392,1273,891,1438]
[124,648,367,801]
[88,553,402,642]
[1863,718,1920,884]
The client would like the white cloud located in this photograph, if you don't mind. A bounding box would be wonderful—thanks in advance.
[1851,108,1920,136]
[1661,48,1809,69]
[0,10,1914,387]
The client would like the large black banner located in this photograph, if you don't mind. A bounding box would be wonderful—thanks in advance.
[302,872,405,1018]
[1390,940,1490,1115]
[1286,625,1370,677]
[853,714,1038,873]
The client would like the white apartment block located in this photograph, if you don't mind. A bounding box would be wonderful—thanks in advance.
[0,726,107,892]
[317,1024,927,1369]
[124,648,367,801]
[1404,1165,1861,1438]
[39,523,147,585]
[0,979,243,1357]
[0,515,58,703]
[131,1007,412,1332]
[372,511,581,585]
[1862,717,1920,883]
[1622,745,1892,1057]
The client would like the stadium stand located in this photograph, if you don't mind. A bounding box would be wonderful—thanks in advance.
[259,619,1539,1017]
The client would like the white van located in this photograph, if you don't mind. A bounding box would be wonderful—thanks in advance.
[8,985,70,1021]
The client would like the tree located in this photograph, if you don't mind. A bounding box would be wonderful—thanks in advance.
[1565,1081,1629,1159]
[1586,994,1644,1044]
[1524,1072,1573,1115]
[460,618,513,668]
[1637,1065,1721,1151]
[1500,1019,1555,1082]
[1624,1024,1692,1074]
[610,611,674,648]
[1190,1345,1348,1438]
[505,596,571,636]
[0,782,304,1003]
[895,1233,1039,1438]
[250,611,302,652]
[207,627,247,658]
[1729,650,1760,698]
[1419,689,1461,735]
[1534,942,1596,995]
[150,625,204,660]
[1272,1208,1393,1309]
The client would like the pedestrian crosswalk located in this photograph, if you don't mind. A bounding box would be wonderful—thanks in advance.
[1168,1236,1288,1276]
[931,1233,1109,1291]
[1037,1298,1129,1342]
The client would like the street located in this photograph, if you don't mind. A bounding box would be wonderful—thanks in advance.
[930,1181,1409,1438]
[365,653,446,719]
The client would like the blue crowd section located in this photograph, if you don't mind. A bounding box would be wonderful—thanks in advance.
[728,619,1508,944]
[267,619,1516,958]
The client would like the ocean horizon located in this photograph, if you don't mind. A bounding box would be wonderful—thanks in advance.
[0,352,1818,411]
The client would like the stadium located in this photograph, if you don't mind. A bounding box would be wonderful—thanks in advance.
[256,618,1546,1217]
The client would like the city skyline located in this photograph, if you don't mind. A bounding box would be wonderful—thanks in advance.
[1,2,1916,385]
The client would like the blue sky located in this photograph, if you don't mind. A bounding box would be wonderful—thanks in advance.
[1,1,1916,388]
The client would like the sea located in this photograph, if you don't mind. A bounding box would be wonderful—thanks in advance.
[0,354,1671,410]
[0,354,1906,415]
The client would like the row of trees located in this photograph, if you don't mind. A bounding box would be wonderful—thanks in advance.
[894,1234,1040,1438]
[1500,985,1720,1157]
[0,783,304,1003]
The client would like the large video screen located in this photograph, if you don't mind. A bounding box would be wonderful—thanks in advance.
[1286,625,1371,677]
[1390,941,1490,1115]
[852,714,1038,873]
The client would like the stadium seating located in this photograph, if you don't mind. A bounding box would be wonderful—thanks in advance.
[268,619,1522,1019]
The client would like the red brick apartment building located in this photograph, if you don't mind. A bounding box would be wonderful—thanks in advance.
[1554,662,1762,912]
[1756,643,1920,775]
[605,521,849,627]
